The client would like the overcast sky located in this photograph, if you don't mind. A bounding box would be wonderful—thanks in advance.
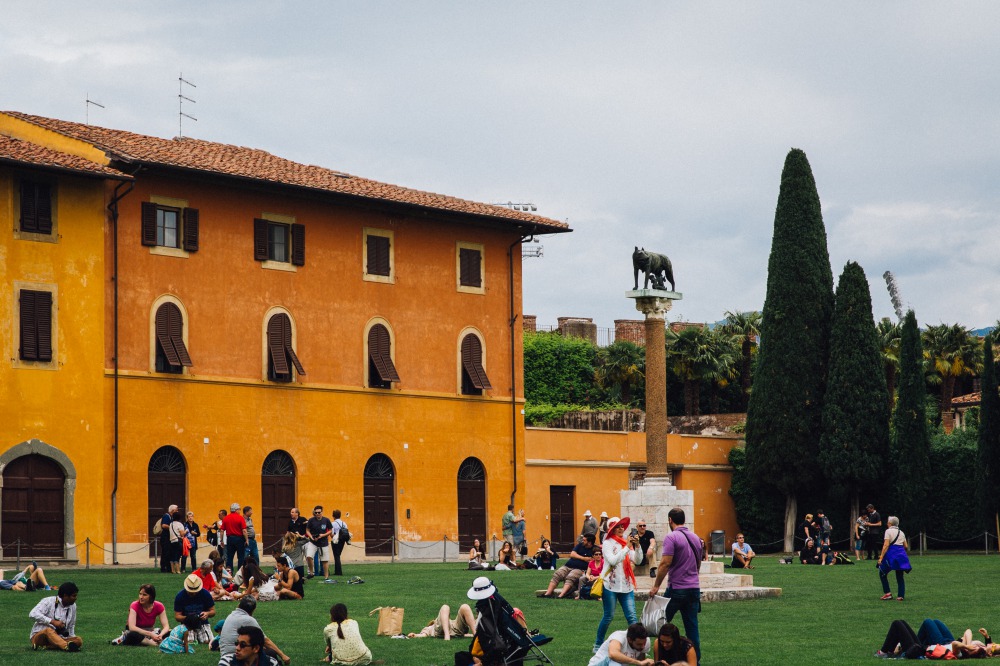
[5,3,1000,332]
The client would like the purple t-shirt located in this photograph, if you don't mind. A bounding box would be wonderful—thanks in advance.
[661,526,701,589]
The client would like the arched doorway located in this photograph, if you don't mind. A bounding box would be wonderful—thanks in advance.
[261,450,296,550]
[456,457,486,550]
[1,454,65,558]
[363,453,396,555]
[147,446,187,539]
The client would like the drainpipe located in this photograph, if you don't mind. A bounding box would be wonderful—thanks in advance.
[107,176,135,564]
[507,231,534,507]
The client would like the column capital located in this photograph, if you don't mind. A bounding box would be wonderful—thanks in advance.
[626,290,682,319]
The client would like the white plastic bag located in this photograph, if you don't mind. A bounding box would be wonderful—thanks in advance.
[641,594,669,635]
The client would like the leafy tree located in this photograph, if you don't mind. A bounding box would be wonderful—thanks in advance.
[890,310,932,535]
[523,332,598,406]
[876,317,902,412]
[727,447,785,551]
[818,262,890,522]
[665,325,719,416]
[594,340,645,407]
[927,425,981,547]
[745,148,834,550]
[721,310,762,411]
[977,333,1000,533]
[922,323,983,426]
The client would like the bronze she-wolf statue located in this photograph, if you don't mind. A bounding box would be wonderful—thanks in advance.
[632,246,675,291]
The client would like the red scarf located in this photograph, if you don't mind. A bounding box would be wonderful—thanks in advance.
[609,534,637,588]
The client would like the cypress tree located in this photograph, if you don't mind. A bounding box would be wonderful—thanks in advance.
[889,310,931,535]
[818,261,891,521]
[745,148,835,550]
[976,333,1000,535]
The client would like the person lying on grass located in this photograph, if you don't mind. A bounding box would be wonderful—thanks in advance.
[407,604,476,640]
[1,562,51,591]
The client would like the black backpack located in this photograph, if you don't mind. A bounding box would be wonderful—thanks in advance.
[337,520,351,544]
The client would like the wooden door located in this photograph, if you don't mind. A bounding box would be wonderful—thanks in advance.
[456,457,487,550]
[147,446,186,539]
[261,451,296,550]
[363,454,396,555]
[1,455,65,557]
[549,485,576,553]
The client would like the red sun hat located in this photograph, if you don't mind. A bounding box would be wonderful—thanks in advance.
[606,516,630,534]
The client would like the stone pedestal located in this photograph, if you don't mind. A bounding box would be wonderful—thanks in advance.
[620,476,695,547]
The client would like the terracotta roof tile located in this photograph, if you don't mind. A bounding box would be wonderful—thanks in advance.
[952,392,981,406]
[0,133,131,179]
[2,112,568,232]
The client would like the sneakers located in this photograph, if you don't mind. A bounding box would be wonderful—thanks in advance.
[66,642,81,652]
[111,630,127,645]
[879,593,893,600]
[323,578,333,583]
[306,573,315,579]
[874,650,890,658]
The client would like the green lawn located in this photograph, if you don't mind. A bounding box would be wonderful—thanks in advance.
[0,556,997,664]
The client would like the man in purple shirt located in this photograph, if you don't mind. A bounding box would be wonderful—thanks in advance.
[649,507,702,662]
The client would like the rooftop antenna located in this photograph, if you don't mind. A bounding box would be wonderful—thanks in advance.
[491,202,544,258]
[883,271,905,321]
[178,73,197,137]
[85,95,105,125]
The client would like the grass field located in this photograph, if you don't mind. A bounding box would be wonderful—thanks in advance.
[0,555,997,664]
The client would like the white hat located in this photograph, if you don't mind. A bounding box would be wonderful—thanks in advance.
[600,511,608,518]
[467,576,497,600]
[583,510,592,517]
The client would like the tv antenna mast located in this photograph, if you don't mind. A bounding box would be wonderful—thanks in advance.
[178,73,197,137]
[491,202,544,258]
[85,95,105,125]
[883,271,905,321]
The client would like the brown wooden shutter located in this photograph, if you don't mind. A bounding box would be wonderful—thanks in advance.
[19,181,38,232]
[155,304,182,367]
[36,183,52,235]
[367,235,390,276]
[182,208,199,252]
[460,248,482,287]
[141,202,158,246]
[166,303,193,367]
[254,218,269,261]
[291,223,305,266]
[267,314,289,375]
[19,290,38,361]
[461,334,493,390]
[282,313,306,375]
[35,291,52,362]
[368,324,400,383]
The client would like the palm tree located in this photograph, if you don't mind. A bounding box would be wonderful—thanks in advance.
[922,323,983,426]
[721,310,761,411]
[876,317,902,413]
[704,328,741,414]
[666,325,714,416]
[594,340,645,407]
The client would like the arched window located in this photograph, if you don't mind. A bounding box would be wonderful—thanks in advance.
[457,457,487,549]
[261,451,296,549]
[154,302,192,373]
[367,323,399,389]
[266,312,305,382]
[147,446,187,539]
[363,453,396,555]
[460,333,492,395]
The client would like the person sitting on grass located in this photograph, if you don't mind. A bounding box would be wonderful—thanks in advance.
[219,596,291,665]
[193,560,230,601]
[494,542,517,570]
[578,550,604,599]
[469,538,491,570]
[651,623,696,665]
[588,622,652,666]
[118,583,170,646]
[730,534,755,569]
[799,538,828,565]
[174,574,216,644]
[534,539,558,570]
[324,604,373,665]
[541,533,595,598]
[28,581,82,652]
[407,604,476,640]
[1,562,51,591]
[159,616,199,654]
[220,626,281,666]
[274,557,304,600]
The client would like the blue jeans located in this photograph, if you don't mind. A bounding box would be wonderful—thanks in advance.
[595,589,637,649]
[880,567,905,598]
[664,587,701,661]
[246,538,259,563]
[918,619,954,645]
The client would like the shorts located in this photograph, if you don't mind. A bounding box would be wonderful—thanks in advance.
[434,613,471,638]
[550,566,585,587]
[303,542,330,562]
[854,539,865,551]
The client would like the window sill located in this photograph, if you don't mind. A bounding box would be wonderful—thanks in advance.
[457,284,485,295]
[149,246,190,259]
[363,273,395,284]
[14,230,59,244]
[11,358,59,371]
[261,260,297,273]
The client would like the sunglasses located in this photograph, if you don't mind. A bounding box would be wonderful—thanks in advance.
[236,641,253,648]
[313,511,322,514]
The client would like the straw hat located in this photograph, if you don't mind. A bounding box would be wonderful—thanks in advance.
[183,574,203,593]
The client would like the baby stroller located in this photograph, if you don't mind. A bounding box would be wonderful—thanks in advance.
[461,577,553,666]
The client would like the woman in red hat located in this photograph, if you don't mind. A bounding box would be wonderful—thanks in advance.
[593,516,642,654]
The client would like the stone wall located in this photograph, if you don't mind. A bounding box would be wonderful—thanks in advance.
[557,316,597,344]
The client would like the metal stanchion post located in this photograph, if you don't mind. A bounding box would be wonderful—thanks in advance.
[443,536,448,562]
[16,538,22,571]
[987,532,990,557]
[86,538,91,569]
[391,537,395,564]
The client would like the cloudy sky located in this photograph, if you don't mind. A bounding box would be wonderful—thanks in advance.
[5,3,1000,332]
